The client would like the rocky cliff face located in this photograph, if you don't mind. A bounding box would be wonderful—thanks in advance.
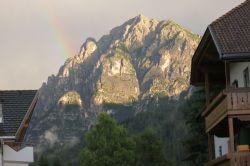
[26,15,200,152]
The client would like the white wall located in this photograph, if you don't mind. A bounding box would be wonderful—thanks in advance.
[214,136,229,158]
[4,163,28,166]
[3,145,33,163]
[229,62,250,87]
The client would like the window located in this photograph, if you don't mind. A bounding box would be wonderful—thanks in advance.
[243,67,250,87]
[232,80,238,88]
[0,104,3,123]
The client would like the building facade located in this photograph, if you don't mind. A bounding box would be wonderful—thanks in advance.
[191,0,250,165]
[0,90,38,166]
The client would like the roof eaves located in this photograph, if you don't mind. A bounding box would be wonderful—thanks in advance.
[190,29,212,85]
[208,25,223,59]
[221,53,250,61]
[191,28,210,65]
[15,91,39,141]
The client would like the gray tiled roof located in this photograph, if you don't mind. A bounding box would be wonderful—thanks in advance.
[209,0,250,58]
[0,90,37,136]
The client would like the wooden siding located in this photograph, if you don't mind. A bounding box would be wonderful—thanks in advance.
[204,88,250,132]
[230,151,250,165]
[206,97,227,132]
[206,151,250,166]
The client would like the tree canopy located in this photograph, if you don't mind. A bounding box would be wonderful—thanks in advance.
[79,112,135,166]
[135,128,169,166]
[79,112,170,166]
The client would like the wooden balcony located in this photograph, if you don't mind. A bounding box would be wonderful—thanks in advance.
[203,88,250,132]
[206,151,250,166]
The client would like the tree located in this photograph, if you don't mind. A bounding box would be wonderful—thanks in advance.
[79,112,135,166]
[37,155,49,166]
[135,128,169,166]
[66,161,72,166]
[52,157,61,166]
[180,89,208,165]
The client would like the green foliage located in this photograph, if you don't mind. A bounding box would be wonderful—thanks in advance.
[135,128,169,166]
[117,42,129,53]
[34,91,210,166]
[161,20,200,41]
[66,162,72,166]
[79,112,172,166]
[79,112,135,166]
[52,157,61,166]
[122,96,186,165]
[37,155,49,166]
[102,103,135,122]
[114,51,132,61]
[180,89,208,165]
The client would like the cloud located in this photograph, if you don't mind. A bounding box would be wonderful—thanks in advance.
[44,127,59,147]
[0,0,245,89]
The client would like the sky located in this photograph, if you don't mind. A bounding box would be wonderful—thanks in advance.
[0,0,245,90]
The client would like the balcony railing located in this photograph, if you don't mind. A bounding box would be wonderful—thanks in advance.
[226,88,250,110]
[203,88,250,132]
[206,151,250,166]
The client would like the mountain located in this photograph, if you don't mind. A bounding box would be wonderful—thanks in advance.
[25,15,200,157]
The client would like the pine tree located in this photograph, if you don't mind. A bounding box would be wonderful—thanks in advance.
[135,128,169,166]
[180,89,208,165]
[52,157,61,166]
[79,112,135,166]
[38,155,49,166]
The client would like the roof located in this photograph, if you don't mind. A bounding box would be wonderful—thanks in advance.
[209,0,250,59]
[0,90,37,137]
[190,0,250,85]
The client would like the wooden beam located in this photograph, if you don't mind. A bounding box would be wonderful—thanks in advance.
[197,35,212,66]
[208,133,215,160]
[202,90,226,117]
[205,103,228,133]
[201,65,225,73]
[228,110,250,116]
[205,53,219,61]
[228,117,235,153]
[205,70,210,105]
[225,61,230,88]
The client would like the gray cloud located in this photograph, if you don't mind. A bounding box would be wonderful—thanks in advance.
[0,0,244,89]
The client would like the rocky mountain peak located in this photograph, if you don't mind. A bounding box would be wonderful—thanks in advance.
[134,14,151,23]
[26,15,200,153]
[78,38,97,59]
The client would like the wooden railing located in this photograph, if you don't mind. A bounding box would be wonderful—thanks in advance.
[225,88,250,111]
[205,97,227,132]
[204,88,250,132]
[207,151,250,166]
[229,151,250,166]
[206,155,230,166]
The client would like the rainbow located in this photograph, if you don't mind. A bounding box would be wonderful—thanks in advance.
[40,2,76,60]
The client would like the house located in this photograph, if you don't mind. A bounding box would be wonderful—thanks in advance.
[190,0,250,165]
[0,90,38,166]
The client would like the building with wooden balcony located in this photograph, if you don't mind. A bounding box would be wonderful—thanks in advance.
[0,90,38,166]
[190,1,250,165]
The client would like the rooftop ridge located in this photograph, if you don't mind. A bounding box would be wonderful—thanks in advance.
[211,0,249,25]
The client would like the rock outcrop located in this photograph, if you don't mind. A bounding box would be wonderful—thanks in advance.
[26,15,200,153]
